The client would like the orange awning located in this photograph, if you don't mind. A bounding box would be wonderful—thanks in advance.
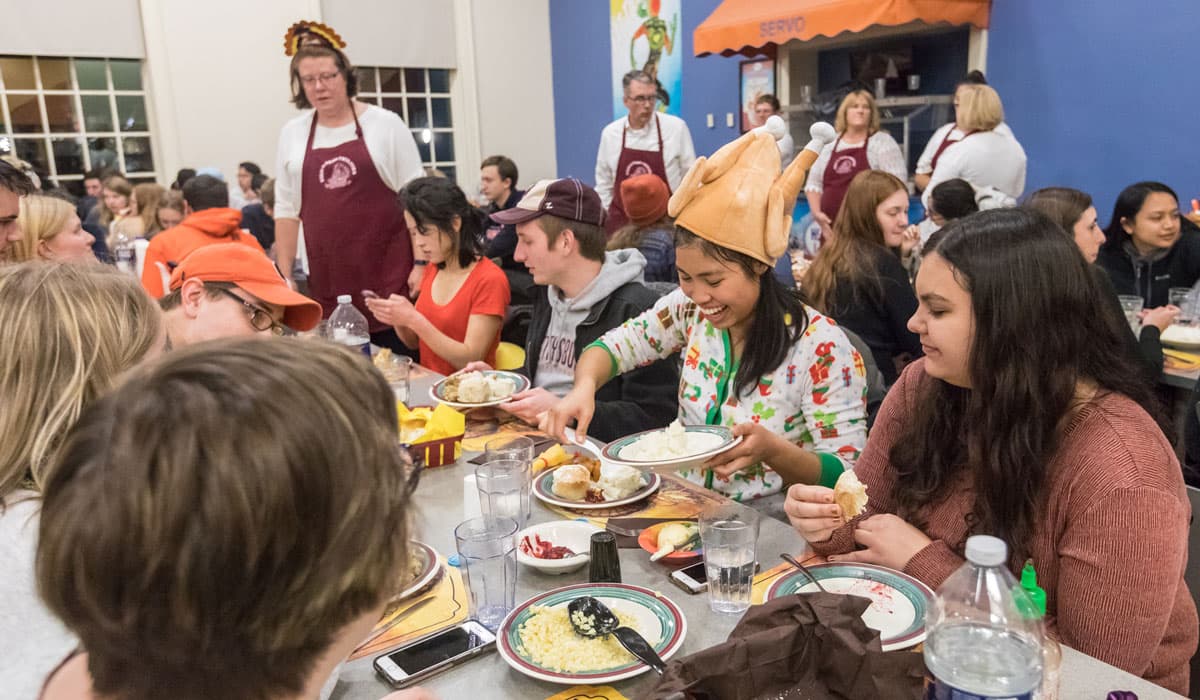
[694,0,991,57]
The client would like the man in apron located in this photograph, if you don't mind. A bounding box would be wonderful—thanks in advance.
[595,70,695,236]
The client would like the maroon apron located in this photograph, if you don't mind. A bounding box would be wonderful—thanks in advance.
[818,135,871,223]
[604,115,671,235]
[929,128,976,172]
[300,106,412,333]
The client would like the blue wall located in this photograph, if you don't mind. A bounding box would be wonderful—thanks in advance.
[987,0,1198,219]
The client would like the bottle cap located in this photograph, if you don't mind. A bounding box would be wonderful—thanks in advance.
[1020,559,1047,617]
[336,294,352,304]
[964,535,1007,567]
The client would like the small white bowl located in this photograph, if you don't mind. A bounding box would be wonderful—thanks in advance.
[516,520,600,575]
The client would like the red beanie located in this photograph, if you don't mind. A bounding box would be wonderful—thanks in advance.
[620,174,669,228]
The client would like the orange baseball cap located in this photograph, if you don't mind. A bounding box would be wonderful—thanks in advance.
[169,243,323,331]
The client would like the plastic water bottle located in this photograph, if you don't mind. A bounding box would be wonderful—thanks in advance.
[327,295,370,357]
[113,231,135,274]
[924,535,1044,700]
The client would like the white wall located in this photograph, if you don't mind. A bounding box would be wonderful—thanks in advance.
[0,0,144,59]
[465,0,557,188]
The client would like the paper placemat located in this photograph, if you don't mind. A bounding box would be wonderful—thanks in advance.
[544,686,631,700]
[351,555,469,659]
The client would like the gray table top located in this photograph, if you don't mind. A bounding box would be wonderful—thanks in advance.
[331,371,1184,700]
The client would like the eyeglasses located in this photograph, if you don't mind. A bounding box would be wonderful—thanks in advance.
[627,94,657,105]
[299,71,342,87]
[211,286,286,335]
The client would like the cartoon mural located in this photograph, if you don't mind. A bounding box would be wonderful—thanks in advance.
[610,0,682,119]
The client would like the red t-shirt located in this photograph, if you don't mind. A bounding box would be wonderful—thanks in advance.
[415,257,510,375]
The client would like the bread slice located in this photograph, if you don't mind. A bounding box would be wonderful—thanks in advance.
[833,470,868,522]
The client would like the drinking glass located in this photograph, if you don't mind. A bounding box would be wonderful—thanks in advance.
[699,504,759,614]
[378,353,413,403]
[1169,287,1194,325]
[454,516,518,630]
[1117,295,1144,334]
[483,435,535,466]
[475,459,531,526]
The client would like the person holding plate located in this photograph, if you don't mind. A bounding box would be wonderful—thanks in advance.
[544,118,868,501]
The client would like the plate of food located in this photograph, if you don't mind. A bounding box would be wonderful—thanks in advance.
[517,520,600,575]
[765,562,934,651]
[601,420,742,472]
[429,370,530,409]
[533,457,661,510]
[496,582,687,684]
[393,540,440,602]
[1161,324,1200,350]
[638,521,701,561]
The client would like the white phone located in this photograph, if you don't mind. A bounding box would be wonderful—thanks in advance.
[668,560,708,594]
[373,619,496,688]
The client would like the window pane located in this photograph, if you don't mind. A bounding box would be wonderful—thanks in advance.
[88,137,119,171]
[115,95,147,131]
[438,165,456,181]
[381,97,404,119]
[52,137,84,176]
[404,68,425,93]
[406,97,428,128]
[110,60,142,90]
[7,93,42,133]
[75,59,107,89]
[14,138,49,175]
[432,132,454,162]
[80,95,113,131]
[122,136,154,172]
[356,67,376,93]
[431,98,452,128]
[43,95,79,133]
[0,57,36,90]
[412,131,430,162]
[39,58,72,90]
[379,68,402,93]
[428,69,450,94]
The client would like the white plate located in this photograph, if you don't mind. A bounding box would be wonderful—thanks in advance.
[601,424,742,472]
[1161,324,1200,350]
[533,470,661,510]
[428,370,531,409]
[516,520,600,574]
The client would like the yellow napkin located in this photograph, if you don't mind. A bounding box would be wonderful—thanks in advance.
[1163,348,1200,370]
[543,686,630,700]
[398,402,465,457]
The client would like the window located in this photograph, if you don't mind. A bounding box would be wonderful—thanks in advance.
[356,66,456,181]
[0,56,156,195]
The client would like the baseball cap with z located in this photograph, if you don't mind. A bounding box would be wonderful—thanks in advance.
[489,178,606,227]
[168,243,323,331]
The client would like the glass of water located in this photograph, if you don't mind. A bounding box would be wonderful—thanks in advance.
[377,353,413,404]
[454,516,518,631]
[1169,287,1194,325]
[1117,295,1144,334]
[700,504,759,615]
[475,459,531,526]
[483,435,535,466]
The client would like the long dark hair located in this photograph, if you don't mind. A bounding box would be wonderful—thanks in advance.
[1024,187,1092,236]
[674,227,809,398]
[1100,181,1179,253]
[890,208,1165,560]
[400,177,485,269]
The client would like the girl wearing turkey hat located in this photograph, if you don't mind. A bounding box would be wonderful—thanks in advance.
[544,120,868,501]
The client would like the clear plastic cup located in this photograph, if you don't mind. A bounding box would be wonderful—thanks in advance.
[454,516,518,631]
[700,504,759,614]
[1169,287,1194,325]
[1117,295,1143,334]
[475,459,531,526]
[483,435,535,466]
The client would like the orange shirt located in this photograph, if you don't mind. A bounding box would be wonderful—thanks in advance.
[140,208,264,298]
[415,257,509,376]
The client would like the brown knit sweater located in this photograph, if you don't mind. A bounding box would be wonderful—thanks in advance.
[813,361,1197,694]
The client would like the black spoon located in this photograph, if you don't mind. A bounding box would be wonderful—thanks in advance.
[780,553,828,592]
[567,596,668,675]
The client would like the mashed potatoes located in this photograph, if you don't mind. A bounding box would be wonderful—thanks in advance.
[443,371,517,403]
[619,420,724,461]
[517,603,658,672]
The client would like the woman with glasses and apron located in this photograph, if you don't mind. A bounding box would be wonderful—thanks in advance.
[272,22,426,353]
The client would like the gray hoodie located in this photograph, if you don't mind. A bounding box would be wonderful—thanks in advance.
[535,249,648,395]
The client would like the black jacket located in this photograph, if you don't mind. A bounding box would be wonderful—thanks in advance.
[522,281,679,442]
[483,189,525,271]
[1096,223,1200,308]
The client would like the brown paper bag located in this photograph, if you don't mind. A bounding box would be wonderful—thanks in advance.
[641,592,925,700]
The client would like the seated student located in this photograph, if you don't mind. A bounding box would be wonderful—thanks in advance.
[160,243,322,347]
[241,176,276,252]
[11,195,97,264]
[35,339,434,700]
[1026,186,1177,380]
[479,155,534,311]
[156,190,185,231]
[802,170,922,386]
[472,178,679,442]
[607,173,677,284]
[786,209,1197,695]
[0,263,162,700]
[926,178,978,229]
[1096,181,1200,309]
[366,177,510,375]
[141,175,264,298]
[545,123,867,500]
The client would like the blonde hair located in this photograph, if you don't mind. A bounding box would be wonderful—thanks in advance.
[99,175,132,227]
[956,84,1004,132]
[0,262,161,501]
[834,90,881,135]
[132,183,167,237]
[11,195,76,262]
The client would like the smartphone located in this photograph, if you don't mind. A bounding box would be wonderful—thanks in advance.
[373,619,497,688]
[669,560,760,594]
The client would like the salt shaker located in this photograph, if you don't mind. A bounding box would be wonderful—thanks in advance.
[588,531,621,583]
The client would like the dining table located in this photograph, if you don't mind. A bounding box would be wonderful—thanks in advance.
[331,368,1187,700]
